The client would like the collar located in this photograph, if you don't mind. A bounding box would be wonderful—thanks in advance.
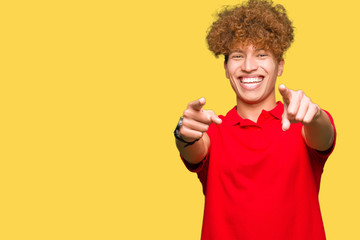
[225,101,284,126]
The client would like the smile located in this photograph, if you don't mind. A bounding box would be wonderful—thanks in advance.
[238,76,264,90]
[240,77,264,84]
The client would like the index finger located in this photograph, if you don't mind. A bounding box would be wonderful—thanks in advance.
[188,97,206,111]
[279,84,291,105]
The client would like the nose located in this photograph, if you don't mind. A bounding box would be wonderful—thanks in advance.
[241,56,258,72]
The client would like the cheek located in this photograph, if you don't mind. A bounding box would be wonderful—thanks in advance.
[228,65,239,77]
[225,69,230,79]
[262,62,277,76]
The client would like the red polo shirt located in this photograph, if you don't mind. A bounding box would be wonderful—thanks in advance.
[182,102,336,240]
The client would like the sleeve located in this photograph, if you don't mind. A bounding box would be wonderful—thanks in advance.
[180,153,209,173]
[306,109,337,164]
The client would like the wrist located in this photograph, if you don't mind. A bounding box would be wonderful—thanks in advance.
[174,117,200,147]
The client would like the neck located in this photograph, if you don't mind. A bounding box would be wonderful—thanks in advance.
[236,96,277,122]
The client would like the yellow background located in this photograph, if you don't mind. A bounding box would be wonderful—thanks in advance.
[0,0,358,239]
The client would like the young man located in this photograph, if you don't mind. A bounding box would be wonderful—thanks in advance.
[174,0,336,239]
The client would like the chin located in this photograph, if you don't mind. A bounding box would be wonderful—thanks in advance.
[237,91,264,103]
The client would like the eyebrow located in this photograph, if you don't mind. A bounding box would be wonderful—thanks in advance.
[229,48,266,54]
[229,50,244,54]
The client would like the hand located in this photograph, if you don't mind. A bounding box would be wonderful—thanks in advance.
[179,98,222,142]
[279,84,321,131]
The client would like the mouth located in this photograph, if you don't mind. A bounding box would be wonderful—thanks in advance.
[238,76,264,90]
[239,76,264,84]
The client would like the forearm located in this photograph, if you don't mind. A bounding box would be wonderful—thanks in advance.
[302,110,335,151]
[176,133,210,164]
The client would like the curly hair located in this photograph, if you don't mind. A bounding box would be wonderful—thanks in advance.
[206,0,294,62]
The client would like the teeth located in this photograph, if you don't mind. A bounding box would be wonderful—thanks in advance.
[241,77,262,83]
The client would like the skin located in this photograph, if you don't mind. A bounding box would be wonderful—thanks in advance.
[224,44,284,122]
[279,84,334,151]
[176,44,335,164]
[176,97,222,164]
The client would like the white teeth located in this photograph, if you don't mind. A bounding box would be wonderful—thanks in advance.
[241,77,263,83]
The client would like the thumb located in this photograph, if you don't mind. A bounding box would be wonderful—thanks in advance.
[211,115,222,125]
[282,103,291,131]
[279,84,291,105]
[207,110,222,125]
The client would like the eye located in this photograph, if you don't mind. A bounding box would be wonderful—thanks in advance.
[258,53,267,58]
[231,54,244,59]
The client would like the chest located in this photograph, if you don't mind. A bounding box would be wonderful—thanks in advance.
[208,121,311,182]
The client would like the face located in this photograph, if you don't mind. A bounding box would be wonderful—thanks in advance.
[224,44,284,106]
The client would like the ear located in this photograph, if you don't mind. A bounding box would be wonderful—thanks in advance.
[224,61,229,79]
[277,58,285,76]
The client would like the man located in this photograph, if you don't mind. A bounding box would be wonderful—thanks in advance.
[174,0,336,239]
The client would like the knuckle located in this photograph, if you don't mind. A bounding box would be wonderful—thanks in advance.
[181,117,189,127]
[194,131,201,139]
[295,116,303,122]
[180,127,197,140]
[302,95,309,103]
[314,104,320,111]
[288,116,295,122]
[309,104,316,113]
[203,125,209,132]
[287,111,295,118]
[205,118,212,125]
[183,109,191,118]
[179,126,187,137]
[303,118,312,124]
[208,110,215,115]
[202,113,212,124]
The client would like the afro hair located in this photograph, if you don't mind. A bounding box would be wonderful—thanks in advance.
[206,0,294,62]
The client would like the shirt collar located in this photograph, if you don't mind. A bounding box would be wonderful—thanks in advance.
[269,101,284,120]
[225,101,284,126]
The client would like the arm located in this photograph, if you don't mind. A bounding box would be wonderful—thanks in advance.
[175,98,222,164]
[279,84,335,151]
[302,110,334,151]
[176,133,210,164]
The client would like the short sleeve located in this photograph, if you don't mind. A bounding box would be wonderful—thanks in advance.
[180,153,208,173]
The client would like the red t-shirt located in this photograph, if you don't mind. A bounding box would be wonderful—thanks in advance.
[182,102,336,240]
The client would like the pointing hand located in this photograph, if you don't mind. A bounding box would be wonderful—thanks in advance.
[279,84,321,131]
[179,98,222,142]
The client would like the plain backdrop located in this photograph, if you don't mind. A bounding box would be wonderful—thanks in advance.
[0,0,359,239]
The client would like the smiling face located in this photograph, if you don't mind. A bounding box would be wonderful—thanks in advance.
[224,44,284,108]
